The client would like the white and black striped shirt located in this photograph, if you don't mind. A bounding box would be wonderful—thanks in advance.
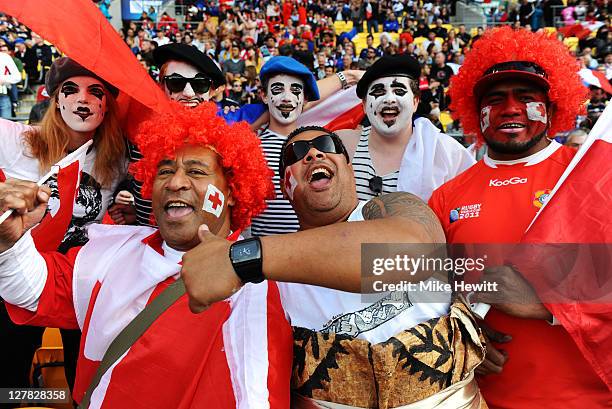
[352,126,399,201]
[127,141,155,227]
[250,128,300,236]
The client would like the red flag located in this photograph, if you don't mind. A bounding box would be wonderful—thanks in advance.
[520,104,612,389]
[0,0,171,138]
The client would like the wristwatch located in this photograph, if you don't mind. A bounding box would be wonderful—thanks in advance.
[229,237,265,284]
[336,71,349,90]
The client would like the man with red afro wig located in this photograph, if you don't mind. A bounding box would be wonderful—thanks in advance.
[0,103,294,408]
[429,27,609,407]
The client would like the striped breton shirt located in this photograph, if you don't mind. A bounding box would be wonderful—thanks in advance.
[250,128,300,236]
[352,126,399,201]
[127,141,155,227]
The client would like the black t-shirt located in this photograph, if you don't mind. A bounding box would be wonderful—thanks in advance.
[430,64,454,87]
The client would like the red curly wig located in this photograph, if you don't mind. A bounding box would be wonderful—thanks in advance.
[449,27,588,143]
[130,102,274,232]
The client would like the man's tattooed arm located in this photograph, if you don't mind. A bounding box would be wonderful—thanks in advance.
[362,192,446,243]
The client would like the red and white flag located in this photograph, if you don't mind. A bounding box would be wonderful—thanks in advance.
[579,68,612,95]
[297,86,365,131]
[521,103,612,390]
[203,184,225,218]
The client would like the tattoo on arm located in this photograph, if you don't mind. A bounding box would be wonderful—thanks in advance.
[362,192,445,241]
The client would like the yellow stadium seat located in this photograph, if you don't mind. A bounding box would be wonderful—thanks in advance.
[440,111,454,129]
[563,37,579,52]
[413,36,426,48]
[544,27,557,35]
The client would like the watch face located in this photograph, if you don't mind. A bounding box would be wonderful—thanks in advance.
[232,240,261,262]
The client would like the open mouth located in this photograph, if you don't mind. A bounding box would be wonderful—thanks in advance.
[74,110,93,121]
[308,165,334,190]
[278,104,296,118]
[164,200,195,220]
[379,107,399,127]
[178,98,203,107]
[497,122,526,134]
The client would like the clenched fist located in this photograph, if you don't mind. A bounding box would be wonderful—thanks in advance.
[0,179,50,252]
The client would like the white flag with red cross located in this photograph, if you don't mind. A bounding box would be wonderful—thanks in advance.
[203,184,225,218]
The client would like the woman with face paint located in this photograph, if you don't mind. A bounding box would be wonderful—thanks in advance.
[0,57,125,394]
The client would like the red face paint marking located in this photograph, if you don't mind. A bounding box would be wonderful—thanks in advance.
[479,80,548,147]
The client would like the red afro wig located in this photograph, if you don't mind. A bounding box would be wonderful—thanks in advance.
[130,102,274,232]
[449,27,588,143]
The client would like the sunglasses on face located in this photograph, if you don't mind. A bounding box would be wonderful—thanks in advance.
[280,134,349,174]
[163,74,212,94]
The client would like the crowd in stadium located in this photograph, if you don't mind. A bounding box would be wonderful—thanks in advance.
[1,0,610,138]
[0,0,611,408]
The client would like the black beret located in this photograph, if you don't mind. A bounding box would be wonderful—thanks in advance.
[153,43,225,88]
[46,57,119,97]
[356,54,421,99]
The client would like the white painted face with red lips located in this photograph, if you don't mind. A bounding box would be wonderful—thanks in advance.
[57,76,107,133]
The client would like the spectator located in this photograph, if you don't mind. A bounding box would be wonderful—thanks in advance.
[363,0,380,34]
[358,46,379,69]
[383,12,400,33]
[430,51,454,87]
[154,29,170,46]
[0,44,20,118]
[457,24,471,45]
[564,128,588,150]
[432,18,448,39]
[223,42,246,82]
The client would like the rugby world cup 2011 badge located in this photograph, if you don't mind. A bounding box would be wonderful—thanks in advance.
[450,203,481,223]
[533,189,551,209]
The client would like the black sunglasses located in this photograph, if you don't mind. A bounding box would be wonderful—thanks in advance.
[163,74,212,94]
[280,134,349,175]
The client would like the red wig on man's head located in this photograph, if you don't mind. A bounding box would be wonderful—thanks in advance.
[130,102,274,231]
[449,27,588,143]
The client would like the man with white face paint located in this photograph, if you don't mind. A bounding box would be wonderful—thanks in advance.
[250,56,321,236]
[337,54,474,202]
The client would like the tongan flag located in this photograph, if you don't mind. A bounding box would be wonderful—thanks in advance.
[520,103,612,389]
[0,0,171,138]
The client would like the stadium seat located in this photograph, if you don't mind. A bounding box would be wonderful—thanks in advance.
[29,328,73,409]
[563,36,579,51]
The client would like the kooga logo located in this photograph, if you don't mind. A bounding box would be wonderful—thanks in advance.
[489,177,528,187]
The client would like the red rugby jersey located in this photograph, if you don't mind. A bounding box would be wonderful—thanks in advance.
[429,142,611,409]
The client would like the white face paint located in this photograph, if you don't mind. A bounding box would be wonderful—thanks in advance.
[526,101,547,124]
[480,105,491,132]
[57,76,107,134]
[365,76,416,138]
[202,183,225,218]
[265,74,305,126]
[283,166,298,200]
[163,60,212,107]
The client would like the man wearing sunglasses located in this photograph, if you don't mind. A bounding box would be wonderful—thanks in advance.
[181,126,488,408]
[336,54,474,202]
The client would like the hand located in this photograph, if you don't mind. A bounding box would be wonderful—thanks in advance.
[475,320,512,376]
[342,69,365,86]
[0,179,50,251]
[181,224,243,313]
[472,265,553,320]
[107,203,136,225]
[115,190,134,205]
